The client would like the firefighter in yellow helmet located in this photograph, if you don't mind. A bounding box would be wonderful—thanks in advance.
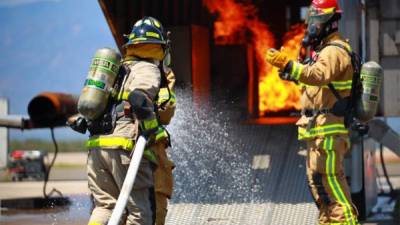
[117,16,177,225]
[70,16,175,225]
[266,0,360,224]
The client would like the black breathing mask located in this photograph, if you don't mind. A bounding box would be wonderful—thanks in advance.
[302,14,340,48]
[302,23,324,48]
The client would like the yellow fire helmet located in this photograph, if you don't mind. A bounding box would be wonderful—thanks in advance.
[124,17,166,61]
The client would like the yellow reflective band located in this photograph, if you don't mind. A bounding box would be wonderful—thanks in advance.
[298,124,348,140]
[128,34,135,39]
[114,91,130,101]
[153,20,161,28]
[323,136,334,151]
[144,148,156,162]
[115,90,177,105]
[142,118,159,130]
[290,62,303,80]
[86,137,135,150]
[319,223,360,225]
[155,127,169,142]
[297,80,352,91]
[133,37,147,42]
[157,88,176,105]
[146,32,160,39]
[330,80,352,90]
[158,88,172,99]
[86,137,156,162]
[88,222,102,225]
[323,136,358,225]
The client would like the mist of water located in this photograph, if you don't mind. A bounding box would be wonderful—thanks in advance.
[167,88,263,204]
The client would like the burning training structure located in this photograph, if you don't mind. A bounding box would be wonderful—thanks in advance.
[99,0,311,119]
[96,0,394,223]
[1,0,400,224]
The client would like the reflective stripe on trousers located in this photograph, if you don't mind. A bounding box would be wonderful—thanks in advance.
[323,136,357,225]
[320,223,360,225]
[319,222,361,225]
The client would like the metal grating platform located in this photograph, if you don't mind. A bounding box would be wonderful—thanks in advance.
[166,109,319,225]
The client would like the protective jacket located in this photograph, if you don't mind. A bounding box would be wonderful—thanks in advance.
[289,32,360,225]
[290,32,353,140]
[86,59,161,159]
[157,70,177,125]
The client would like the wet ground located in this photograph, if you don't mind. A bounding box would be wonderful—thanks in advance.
[1,100,399,225]
[0,152,398,225]
[0,192,397,225]
[0,195,91,225]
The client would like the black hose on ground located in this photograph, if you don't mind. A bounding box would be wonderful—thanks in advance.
[379,143,395,197]
[42,128,62,199]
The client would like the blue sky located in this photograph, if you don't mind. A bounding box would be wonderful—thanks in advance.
[0,0,117,140]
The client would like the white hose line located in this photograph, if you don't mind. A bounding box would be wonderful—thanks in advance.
[107,135,147,225]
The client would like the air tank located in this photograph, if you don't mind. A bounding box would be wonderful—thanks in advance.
[355,61,383,122]
[77,48,121,120]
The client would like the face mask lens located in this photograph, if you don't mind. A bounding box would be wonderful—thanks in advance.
[307,23,319,38]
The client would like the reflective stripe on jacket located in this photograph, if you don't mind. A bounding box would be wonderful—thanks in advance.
[157,88,176,105]
[114,88,176,105]
[289,32,354,139]
[90,59,161,150]
[298,124,348,140]
[299,80,352,91]
[86,136,157,162]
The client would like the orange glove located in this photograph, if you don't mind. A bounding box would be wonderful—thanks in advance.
[266,47,291,70]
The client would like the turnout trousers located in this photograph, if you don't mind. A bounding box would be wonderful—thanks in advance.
[87,148,155,225]
[305,135,359,225]
[151,141,175,225]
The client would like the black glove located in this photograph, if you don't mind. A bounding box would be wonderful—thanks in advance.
[279,61,295,82]
[279,71,292,81]
[128,89,159,137]
[128,90,154,120]
[67,117,87,134]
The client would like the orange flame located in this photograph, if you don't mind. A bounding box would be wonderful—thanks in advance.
[203,0,305,115]
[259,24,305,114]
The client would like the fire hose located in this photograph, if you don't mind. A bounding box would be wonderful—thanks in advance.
[107,135,147,225]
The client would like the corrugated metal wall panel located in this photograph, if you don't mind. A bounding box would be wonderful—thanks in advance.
[98,0,210,52]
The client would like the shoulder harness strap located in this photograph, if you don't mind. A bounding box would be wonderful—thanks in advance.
[157,61,172,110]
[321,42,359,101]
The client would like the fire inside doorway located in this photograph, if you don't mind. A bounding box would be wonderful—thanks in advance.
[99,0,310,120]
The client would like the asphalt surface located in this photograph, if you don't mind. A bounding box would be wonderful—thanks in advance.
[0,150,399,225]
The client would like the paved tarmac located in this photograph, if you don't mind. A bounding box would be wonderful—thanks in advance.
[0,151,398,225]
[0,181,89,200]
